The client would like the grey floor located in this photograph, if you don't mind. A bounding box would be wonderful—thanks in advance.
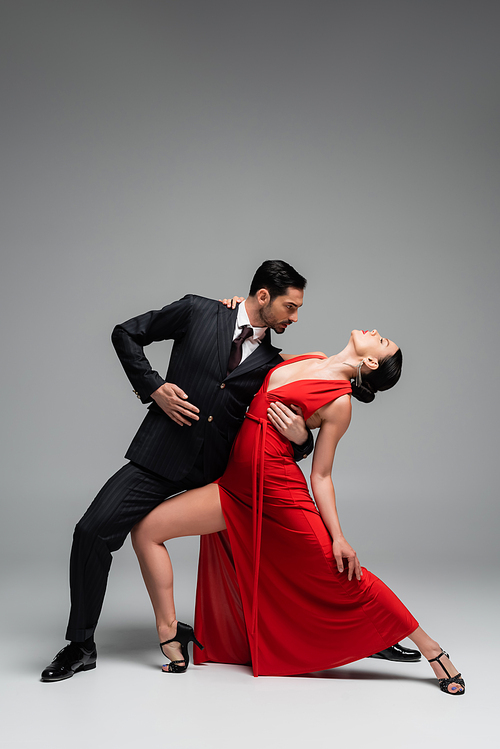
[1,545,496,749]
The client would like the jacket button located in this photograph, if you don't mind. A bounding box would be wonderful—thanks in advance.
[208,415,213,422]
[133,390,141,399]
[220,383,226,389]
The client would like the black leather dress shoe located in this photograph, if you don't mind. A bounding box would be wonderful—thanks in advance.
[41,642,97,682]
[369,642,421,662]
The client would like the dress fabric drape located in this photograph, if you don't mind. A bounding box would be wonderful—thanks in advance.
[194,355,418,676]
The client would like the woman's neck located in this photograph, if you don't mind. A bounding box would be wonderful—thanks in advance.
[322,343,361,381]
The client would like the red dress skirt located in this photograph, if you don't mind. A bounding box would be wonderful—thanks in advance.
[194,356,418,676]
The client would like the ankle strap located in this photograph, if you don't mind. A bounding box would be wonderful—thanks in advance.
[428,650,451,679]
[427,650,449,664]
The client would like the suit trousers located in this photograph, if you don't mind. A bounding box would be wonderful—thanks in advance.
[66,458,206,642]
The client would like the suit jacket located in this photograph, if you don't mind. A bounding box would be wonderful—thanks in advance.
[112,294,305,482]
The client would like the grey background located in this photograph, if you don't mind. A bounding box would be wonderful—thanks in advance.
[1,1,498,747]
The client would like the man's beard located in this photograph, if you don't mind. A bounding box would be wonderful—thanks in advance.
[260,303,289,334]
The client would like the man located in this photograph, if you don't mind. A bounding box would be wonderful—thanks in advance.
[41,259,418,681]
[41,260,313,682]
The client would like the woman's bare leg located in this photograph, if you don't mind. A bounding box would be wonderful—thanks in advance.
[131,483,225,669]
[407,626,464,694]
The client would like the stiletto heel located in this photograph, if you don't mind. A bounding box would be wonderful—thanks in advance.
[159,621,204,674]
[428,650,465,695]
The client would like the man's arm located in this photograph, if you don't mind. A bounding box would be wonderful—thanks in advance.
[291,428,314,461]
[111,295,194,404]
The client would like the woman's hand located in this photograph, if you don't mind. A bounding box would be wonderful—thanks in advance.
[332,537,362,581]
[219,296,245,309]
[267,402,308,445]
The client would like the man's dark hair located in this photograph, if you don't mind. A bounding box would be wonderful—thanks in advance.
[249,260,307,300]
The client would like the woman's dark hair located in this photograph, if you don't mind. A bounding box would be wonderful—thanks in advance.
[351,349,403,403]
[249,260,307,300]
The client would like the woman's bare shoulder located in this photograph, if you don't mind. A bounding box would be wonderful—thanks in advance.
[323,393,352,413]
[307,393,351,431]
[280,351,327,361]
[319,394,352,425]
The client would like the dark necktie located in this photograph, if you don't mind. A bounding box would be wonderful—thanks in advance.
[227,325,254,375]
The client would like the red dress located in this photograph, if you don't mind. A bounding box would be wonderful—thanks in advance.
[194,355,418,676]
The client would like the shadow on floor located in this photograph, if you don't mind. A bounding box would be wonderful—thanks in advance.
[293,667,436,688]
[96,623,158,667]
[93,625,438,689]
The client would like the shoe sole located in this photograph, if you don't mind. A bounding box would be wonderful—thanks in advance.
[368,654,421,662]
[40,661,96,682]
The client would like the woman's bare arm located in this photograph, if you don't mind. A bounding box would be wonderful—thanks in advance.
[310,395,362,581]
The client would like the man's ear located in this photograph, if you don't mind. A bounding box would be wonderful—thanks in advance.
[256,288,270,306]
[364,356,379,371]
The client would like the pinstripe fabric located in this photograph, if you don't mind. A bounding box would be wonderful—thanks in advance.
[113,296,283,481]
[66,296,285,641]
[66,461,205,641]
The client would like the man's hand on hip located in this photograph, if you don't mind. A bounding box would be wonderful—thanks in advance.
[151,383,200,426]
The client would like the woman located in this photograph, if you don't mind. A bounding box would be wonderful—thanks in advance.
[132,329,465,695]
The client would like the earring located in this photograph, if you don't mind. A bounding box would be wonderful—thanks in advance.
[356,360,363,387]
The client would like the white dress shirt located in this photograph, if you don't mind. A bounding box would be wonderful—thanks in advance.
[233,302,267,364]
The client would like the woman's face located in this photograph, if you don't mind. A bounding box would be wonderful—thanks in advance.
[351,329,399,361]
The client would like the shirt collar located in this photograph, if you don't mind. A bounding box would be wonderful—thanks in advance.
[237,302,267,342]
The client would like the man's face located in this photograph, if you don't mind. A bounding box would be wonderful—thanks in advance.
[258,287,304,334]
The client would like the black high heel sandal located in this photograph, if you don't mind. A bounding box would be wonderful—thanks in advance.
[428,650,465,695]
[159,621,204,674]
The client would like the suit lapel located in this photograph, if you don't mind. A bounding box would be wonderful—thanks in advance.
[225,329,282,381]
[217,304,238,378]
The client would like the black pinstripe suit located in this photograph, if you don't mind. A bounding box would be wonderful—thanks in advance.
[66,296,312,641]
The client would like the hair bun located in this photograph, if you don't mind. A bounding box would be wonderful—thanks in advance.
[350,380,375,404]
[350,348,402,403]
